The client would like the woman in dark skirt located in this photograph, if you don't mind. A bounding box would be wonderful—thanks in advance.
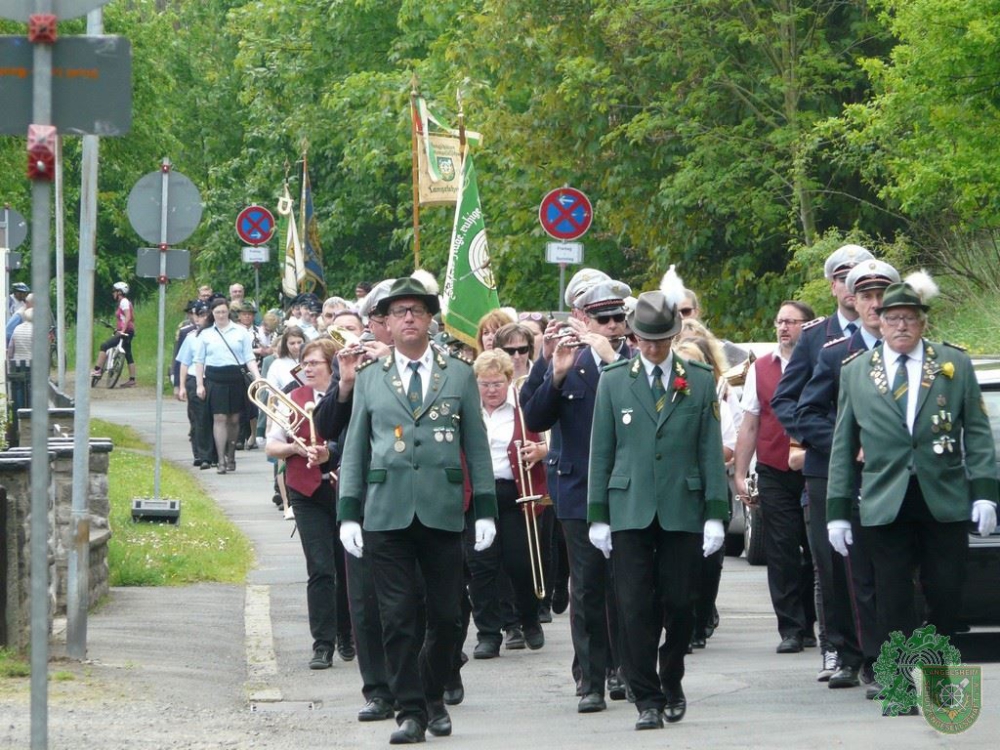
[193,297,261,474]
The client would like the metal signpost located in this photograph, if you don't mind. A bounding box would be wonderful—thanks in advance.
[539,187,593,311]
[127,159,202,511]
[235,204,275,306]
[0,2,128,748]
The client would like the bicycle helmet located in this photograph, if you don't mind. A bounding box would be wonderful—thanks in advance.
[113,281,130,295]
[11,282,29,293]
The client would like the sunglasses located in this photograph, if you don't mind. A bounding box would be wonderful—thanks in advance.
[591,313,626,325]
[678,307,696,317]
[518,312,545,322]
[502,346,530,356]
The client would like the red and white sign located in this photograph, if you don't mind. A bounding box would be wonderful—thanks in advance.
[235,205,276,246]
[538,187,593,241]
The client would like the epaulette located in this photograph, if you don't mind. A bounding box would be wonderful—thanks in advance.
[687,359,714,372]
[603,358,630,373]
[357,357,378,373]
[841,349,865,366]
[801,316,826,331]
[942,341,968,352]
[823,335,849,349]
[449,349,474,366]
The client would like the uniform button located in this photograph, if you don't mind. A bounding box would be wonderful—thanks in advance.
[656,454,662,460]
[414,465,420,471]
[415,440,421,447]
[415,421,420,427]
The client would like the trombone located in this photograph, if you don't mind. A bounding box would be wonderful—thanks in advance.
[512,374,547,600]
[247,378,315,451]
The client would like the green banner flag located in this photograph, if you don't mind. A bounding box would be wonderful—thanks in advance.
[443,152,500,348]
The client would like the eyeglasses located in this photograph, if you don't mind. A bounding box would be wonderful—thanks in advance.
[477,381,508,391]
[882,313,921,326]
[519,312,545,322]
[300,359,330,369]
[774,318,807,327]
[502,346,530,356]
[591,313,626,325]
[678,307,696,318]
[388,305,430,319]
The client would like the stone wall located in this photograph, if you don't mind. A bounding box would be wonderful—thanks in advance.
[0,435,114,652]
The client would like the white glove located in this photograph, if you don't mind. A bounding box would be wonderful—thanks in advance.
[702,520,725,557]
[827,519,853,557]
[340,520,364,558]
[474,518,497,551]
[972,500,998,537]
[588,522,613,559]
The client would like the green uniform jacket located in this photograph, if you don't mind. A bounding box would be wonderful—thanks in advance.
[338,346,498,532]
[827,340,998,526]
[587,354,730,532]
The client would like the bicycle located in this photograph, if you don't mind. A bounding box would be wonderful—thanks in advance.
[92,320,128,388]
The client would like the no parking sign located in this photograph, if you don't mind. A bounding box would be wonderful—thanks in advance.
[235,205,276,246]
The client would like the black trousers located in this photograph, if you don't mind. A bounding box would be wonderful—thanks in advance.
[288,483,338,651]
[612,524,701,712]
[758,464,814,639]
[561,518,618,696]
[862,477,967,646]
[467,480,542,641]
[345,532,393,704]
[367,520,464,729]
[185,375,216,464]
[805,476,864,668]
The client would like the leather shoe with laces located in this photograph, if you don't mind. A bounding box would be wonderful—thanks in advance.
[828,665,860,688]
[578,693,607,713]
[777,635,803,654]
[523,624,545,650]
[427,700,452,737]
[308,646,333,670]
[337,634,356,662]
[635,708,664,730]
[473,640,500,659]
[504,626,526,650]
[664,685,686,723]
[358,697,394,722]
[607,673,627,701]
[389,719,425,744]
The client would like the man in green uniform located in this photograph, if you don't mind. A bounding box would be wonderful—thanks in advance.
[588,280,730,731]
[338,276,498,744]
[827,275,998,673]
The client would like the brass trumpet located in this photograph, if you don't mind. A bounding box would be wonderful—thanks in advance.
[247,378,314,450]
[328,325,366,357]
[512,374,547,600]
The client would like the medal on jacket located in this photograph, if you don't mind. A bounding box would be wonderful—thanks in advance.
[394,425,405,453]
[621,407,633,425]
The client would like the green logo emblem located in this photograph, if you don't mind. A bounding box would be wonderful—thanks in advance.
[920,665,982,733]
[872,625,962,716]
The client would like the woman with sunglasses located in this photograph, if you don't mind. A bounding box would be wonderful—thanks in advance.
[265,338,341,671]
[494,322,536,380]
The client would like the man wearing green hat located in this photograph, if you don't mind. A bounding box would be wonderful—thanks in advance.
[587,274,729,731]
[827,273,998,671]
[338,275,498,744]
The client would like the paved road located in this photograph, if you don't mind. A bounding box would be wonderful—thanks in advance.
[4,389,996,748]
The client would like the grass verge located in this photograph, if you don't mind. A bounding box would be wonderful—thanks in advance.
[91,417,254,587]
[0,649,29,678]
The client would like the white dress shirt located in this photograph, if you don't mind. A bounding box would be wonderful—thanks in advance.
[884,341,924,434]
[395,347,433,403]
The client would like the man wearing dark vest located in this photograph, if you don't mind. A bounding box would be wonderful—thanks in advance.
[734,300,816,656]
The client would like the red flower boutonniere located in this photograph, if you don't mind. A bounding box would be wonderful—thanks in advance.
[672,376,690,402]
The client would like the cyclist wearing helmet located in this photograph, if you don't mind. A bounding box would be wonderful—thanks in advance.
[8,281,30,320]
[92,282,137,387]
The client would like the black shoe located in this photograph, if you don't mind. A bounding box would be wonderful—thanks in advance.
[664,686,686,723]
[443,680,465,706]
[690,634,707,650]
[861,661,875,685]
[802,633,818,648]
[504,626,526,650]
[473,640,500,659]
[866,681,883,701]
[246,440,258,450]
[607,673,627,701]
[578,693,607,713]
[389,719,426,744]
[427,700,452,737]
[337,634,356,662]
[828,665,861,688]
[539,605,553,624]
[358,697,394,722]
[192,459,201,466]
[523,624,545,650]
[635,707,664,730]
[200,461,212,470]
[551,587,569,615]
[777,636,803,654]
[309,646,333,670]
[235,441,245,451]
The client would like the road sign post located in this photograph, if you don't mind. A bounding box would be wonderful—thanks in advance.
[540,187,593,311]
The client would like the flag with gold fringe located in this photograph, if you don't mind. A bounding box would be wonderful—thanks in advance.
[278,182,305,299]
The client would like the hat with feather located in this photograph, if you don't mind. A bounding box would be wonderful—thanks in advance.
[627,266,686,340]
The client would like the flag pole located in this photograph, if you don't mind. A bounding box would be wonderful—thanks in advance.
[299,143,308,293]
[410,75,421,270]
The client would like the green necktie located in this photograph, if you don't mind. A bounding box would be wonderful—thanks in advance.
[892,353,909,402]
[651,365,667,413]
[407,361,423,415]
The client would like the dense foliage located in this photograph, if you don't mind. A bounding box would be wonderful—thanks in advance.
[2,0,998,338]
